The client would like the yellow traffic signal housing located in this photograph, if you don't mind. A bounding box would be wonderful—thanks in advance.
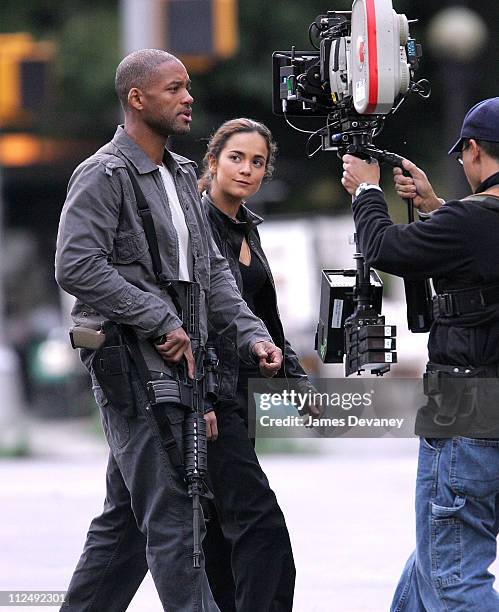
[213,0,238,59]
[166,0,238,73]
[0,33,55,127]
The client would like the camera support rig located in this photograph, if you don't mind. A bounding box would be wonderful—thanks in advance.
[315,116,433,376]
[337,119,433,335]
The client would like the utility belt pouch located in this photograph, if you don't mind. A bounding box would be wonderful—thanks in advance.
[92,322,136,417]
[423,364,478,426]
[146,379,185,407]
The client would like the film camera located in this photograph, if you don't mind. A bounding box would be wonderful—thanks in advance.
[272,0,426,133]
[272,0,432,376]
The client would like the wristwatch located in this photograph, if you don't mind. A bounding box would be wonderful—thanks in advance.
[355,183,382,198]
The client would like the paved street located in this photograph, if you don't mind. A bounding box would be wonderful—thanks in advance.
[1,420,497,611]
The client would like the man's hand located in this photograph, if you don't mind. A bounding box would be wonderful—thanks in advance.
[303,399,323,418]
[154,326,195,378]
[341,154,380,195]
[204,411,218,442]
[393,158,443,213]
[251,341,283,378]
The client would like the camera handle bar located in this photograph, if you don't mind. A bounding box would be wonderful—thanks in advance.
[344,140,433,335]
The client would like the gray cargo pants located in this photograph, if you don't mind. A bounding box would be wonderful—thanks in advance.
[60,375,219,612]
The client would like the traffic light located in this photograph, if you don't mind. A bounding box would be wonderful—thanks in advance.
[0,33,55,127]
[166,0,238,72]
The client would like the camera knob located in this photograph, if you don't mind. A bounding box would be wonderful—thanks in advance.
[398,14,409,45]
[399,61,410,94]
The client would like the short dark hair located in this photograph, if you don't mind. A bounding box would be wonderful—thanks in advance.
[198,118,277,193]
[462,138,499,162]
[477,140,499,162]
[115,49,178,109]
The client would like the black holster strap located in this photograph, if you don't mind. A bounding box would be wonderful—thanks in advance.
[162,431,184,471]
[150,401,186,475]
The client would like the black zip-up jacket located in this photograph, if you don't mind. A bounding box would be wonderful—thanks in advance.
[352,174,499,369]
[203,193,312,400]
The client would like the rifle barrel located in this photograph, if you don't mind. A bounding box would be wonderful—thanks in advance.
[192,494,202,569]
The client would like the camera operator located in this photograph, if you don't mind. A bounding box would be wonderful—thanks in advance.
[341,97,499,610]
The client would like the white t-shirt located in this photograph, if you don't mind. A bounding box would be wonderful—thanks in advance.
[157,164,192,281]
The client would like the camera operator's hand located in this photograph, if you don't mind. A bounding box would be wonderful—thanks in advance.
[252,341,283,378]
[341,154,380,195]
[154,326,195,379]
[393,159,444,213]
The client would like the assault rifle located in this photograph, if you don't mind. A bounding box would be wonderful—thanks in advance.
[150,279,218,568]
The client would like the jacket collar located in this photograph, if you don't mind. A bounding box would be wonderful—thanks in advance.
[202,192,264,236]
[475,171,499,194]
[112,125,196,175]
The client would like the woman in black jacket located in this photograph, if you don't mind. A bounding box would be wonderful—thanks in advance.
[199,118,316,612]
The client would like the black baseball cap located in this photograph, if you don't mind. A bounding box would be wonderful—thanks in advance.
[448,97,499,155]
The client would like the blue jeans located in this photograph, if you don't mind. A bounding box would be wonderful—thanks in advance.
[391,437,499,611]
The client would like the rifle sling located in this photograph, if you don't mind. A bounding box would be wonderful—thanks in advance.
[123,169,186,476]
[125,168,164,284]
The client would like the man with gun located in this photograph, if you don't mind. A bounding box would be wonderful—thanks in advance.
[55,49,282,612]
[341,98,499,610]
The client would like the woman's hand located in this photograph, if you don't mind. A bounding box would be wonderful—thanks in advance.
[204,410,218,441]
[252,341,283,377]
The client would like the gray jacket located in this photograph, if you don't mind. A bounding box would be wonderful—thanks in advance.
[55,126,270,372]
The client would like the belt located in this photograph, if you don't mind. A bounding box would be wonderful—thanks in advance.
[426,362,499,377]
[432,284,499,318]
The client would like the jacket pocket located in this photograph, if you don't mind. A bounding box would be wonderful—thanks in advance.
[112,229,148,264]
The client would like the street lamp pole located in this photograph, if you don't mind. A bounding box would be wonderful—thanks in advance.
[427,4,488,199]
[120,0,166,55]
[0,147,27,454]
